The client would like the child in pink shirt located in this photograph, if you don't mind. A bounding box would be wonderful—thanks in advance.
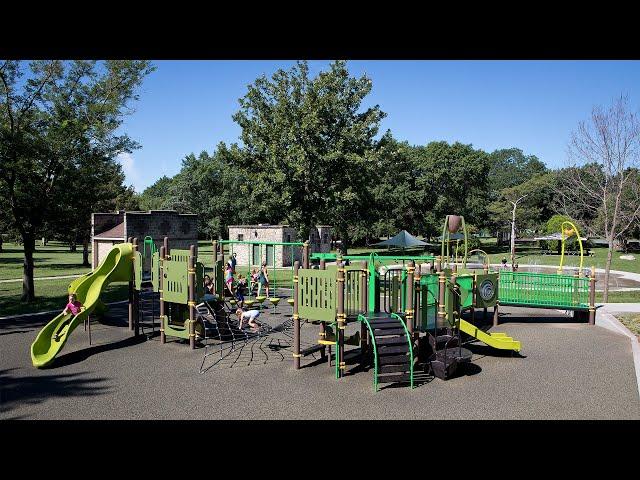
[64,293,83,316]
[53,293,84,341]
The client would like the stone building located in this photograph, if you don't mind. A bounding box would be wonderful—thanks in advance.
[227,224,332,267]
[91,210,198,269]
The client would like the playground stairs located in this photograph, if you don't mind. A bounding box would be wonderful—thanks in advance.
[138,285,158,337]
[427,329,472,380]
[368,313,413,386]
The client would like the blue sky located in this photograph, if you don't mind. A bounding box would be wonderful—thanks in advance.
[116,60,640,192]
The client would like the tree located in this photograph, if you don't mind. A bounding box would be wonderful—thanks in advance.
[165,144,246,240]
[556,95,640,301]
[369,132,422,242]
[413,141,491,239]
[487,172,558,236]
[139,175,174,210]
[232,60,385,253]
[488,148,547,195]
[0,60,153,301]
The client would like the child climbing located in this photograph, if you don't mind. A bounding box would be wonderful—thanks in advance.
[236,308,262,331]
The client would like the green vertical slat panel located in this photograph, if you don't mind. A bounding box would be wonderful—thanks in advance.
[298,269,336,322]
[152,251,159,292]
[196,261,204,300]
[133,250,142,291]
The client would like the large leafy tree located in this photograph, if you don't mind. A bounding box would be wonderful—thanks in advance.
[47,151,140,264]
[165,143,246,240]
[413,141,491,239]
[488,147,547,195]
[232,60,385,253]
[369,132,422,242]
[488,172,558,233]
[139,175,174,211]
[0,60,153,301]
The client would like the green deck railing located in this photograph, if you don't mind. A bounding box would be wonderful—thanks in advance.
[498,271,589,309]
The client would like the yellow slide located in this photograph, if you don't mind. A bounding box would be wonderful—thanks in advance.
[30,243,133,368]
[459,318,521,352]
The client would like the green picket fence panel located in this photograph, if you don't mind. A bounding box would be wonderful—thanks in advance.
[163,249,191,305]
[499,271,589,309]
[298,268,337,322]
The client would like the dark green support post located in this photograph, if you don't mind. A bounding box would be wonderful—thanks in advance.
[368,254,378,313]
[133,237,140,336]
[188,245,196,349]
[337,255,345,378]
[437,269,446,328]
[406,260,414,336]
[319,258,327,361]
[589,266,596,325]
[159,245,166,344]
[293,261,300,370]
[302,241,310,269]
[360,260,368,357]
[483,263,489,321]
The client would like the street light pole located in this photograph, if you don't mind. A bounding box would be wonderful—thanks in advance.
[509,194,528,270]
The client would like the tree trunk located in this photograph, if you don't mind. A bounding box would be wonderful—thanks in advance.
[82,236,90,267]
[339,234,349,256]
[70,241,77,252]
[0,235,3,253]
[603,238,614,303]
[21,232,36,302]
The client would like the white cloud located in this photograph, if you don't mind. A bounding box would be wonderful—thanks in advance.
[116,152,141,191]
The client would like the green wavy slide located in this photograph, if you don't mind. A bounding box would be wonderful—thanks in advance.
[30,243,133,368]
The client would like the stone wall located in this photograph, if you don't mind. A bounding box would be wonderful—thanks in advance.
[227,224,332,266]
[124,210,198,253]
[92,211,124,237]
[227,225,302,267]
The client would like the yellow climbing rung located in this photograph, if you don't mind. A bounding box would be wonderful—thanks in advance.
[318,339,336,346]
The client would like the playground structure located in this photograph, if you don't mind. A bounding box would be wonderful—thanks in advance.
[30,215,597,395]
[288,215,597,391]
[30,235,303,367]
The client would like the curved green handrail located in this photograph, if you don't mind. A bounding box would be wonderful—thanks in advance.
[559,221,584,273]
[391,312,414,389]
[357,314,379,391]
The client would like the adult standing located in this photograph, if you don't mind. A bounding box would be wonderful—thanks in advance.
[257,261,270,298]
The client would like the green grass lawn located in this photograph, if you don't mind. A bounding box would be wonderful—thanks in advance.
[0,277,129,317]
[1,239,637,318]
[0,241,92,280]
[617,313,640,336]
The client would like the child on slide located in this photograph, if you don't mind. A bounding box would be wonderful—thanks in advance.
[53,293,84,341]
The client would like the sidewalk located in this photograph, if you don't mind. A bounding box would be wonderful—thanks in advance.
[596,303,640,401]
[0,274,83,284]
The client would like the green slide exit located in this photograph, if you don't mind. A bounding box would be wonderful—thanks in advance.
[30,243,134,368]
